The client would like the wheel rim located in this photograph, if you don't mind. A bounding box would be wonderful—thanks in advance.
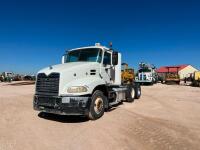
[131,88,135,98]
[94,97,103,114]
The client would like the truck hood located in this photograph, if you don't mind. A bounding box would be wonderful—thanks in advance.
[38,62,98,75]
[37,62,102,96]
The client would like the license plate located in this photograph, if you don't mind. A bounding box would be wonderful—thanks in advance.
[62,97,70,103]
[38,97,55,106]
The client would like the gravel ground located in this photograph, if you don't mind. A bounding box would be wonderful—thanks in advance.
[0,82,200,150]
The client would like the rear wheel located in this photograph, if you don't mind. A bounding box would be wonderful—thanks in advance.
[134,83,141,99]
[126,85,135,102]
[88,90,106,120]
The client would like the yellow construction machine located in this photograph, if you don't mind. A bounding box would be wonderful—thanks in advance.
[121,63,135,84]
[192,71,200,87]
[165,67,180,84]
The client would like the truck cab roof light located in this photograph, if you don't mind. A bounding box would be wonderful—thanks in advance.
[95,43,101,46]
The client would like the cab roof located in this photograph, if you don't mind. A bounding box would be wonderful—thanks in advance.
[68,45,111,52]
[67,42,121,54]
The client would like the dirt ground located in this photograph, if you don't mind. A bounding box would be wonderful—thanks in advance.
[0,82,200,150]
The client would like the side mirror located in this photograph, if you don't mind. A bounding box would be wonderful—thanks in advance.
[112,52,118,65]
[61,55,65,64]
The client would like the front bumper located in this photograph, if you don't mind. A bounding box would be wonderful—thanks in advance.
[33,95,91,115]
[135,80,152,83]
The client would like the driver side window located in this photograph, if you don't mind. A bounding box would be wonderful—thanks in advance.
[103,52,111,65]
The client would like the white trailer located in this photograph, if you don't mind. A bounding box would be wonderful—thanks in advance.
[33,43,141,120]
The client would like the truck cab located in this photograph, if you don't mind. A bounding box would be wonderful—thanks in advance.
[135,63,157,85]
[1,72,14,82]
[33,43,141,120]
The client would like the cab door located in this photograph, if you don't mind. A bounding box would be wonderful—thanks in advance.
[101,51,114,84]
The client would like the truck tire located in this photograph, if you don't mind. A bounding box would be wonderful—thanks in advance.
[88,90,106,120]
[134,83,141,99]
[126,85,135,102]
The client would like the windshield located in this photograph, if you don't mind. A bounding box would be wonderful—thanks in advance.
[65,48,102,63]
[139,68,151,73]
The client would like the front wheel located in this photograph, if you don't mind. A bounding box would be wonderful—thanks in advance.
[88,90,106,120]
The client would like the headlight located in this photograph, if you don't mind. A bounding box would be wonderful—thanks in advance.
[67,86,88,93]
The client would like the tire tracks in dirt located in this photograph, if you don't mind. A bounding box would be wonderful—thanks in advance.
[116,108,200,150]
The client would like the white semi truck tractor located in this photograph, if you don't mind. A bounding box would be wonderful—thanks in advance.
[135,62,158,85]
[33,43,141,120]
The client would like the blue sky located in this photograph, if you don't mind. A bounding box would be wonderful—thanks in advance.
[0,0,200,74]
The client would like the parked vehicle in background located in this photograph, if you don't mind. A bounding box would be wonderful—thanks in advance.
[23,75,36,81]
[164,67,180,85]
[135,62,158,85]
[13,74,23,81]
[0,72,36,82]
[0,74,4,82]
[33,43,141,120]
[192,71,200,87]
[1,72,14,82]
